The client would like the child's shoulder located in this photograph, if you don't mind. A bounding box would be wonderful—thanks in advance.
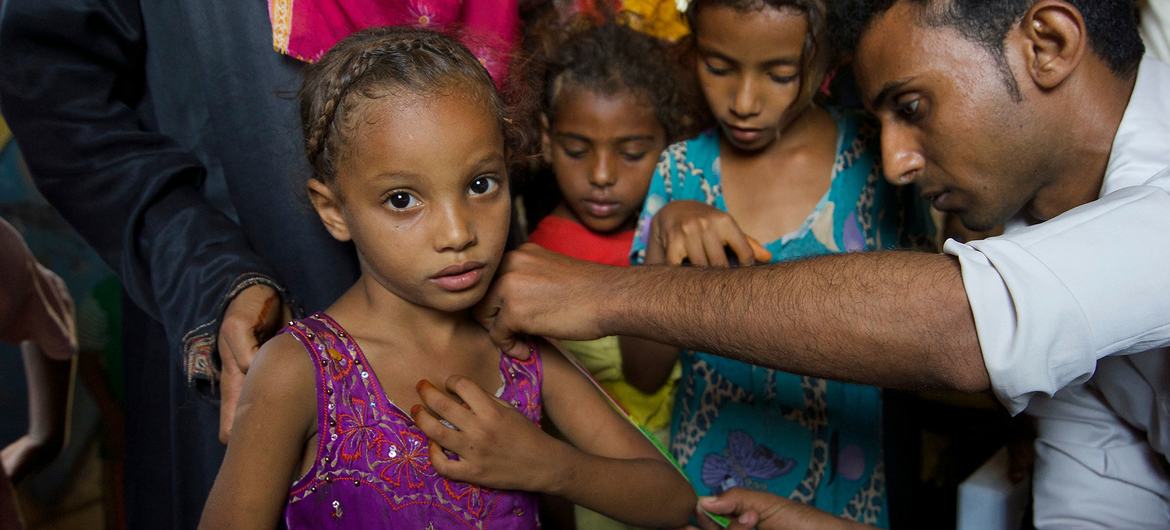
[245,332,319,400]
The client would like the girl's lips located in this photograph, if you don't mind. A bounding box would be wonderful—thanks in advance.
[583,200,620,218]
[724,123,764,145]
[430,262,485,292]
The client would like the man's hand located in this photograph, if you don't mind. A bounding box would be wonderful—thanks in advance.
[646,200,771,267]
[475,244,617,359]
[217,284,285,443]
[689,488,871,530]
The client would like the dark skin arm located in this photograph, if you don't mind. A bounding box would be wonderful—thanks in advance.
[478,244,988,393]
[200,334,316,529]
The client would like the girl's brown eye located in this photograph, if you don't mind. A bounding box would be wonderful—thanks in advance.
[386,191,418,210]
[469,176,499,196]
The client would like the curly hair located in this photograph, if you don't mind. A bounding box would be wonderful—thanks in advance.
[509,19,702,162]
[299,26,523,185]
[685,0,836,103]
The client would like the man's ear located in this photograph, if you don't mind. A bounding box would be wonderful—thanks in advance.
[540,113,553,166]
[306,178,352,242]
[1018,0,1087,90]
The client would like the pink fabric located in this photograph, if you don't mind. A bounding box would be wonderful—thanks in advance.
[269,0,519,87]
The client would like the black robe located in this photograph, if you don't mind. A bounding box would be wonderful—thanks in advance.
[0,1,360,527]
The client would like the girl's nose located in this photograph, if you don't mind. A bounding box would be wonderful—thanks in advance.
[730,76,761,119]
[588,151,616,188]
[435,204,477,252]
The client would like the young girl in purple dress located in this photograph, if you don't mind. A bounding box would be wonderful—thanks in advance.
[199,27,695,529]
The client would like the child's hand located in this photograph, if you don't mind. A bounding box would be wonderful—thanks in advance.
[646,200,771,267]
[412,377,568,492]
[688,489,871,530]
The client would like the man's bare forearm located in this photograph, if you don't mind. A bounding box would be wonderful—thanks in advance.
[603,251,988,392]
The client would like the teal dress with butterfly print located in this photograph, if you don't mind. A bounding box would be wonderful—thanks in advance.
[629,107,934,527]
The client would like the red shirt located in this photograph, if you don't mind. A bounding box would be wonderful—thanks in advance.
[527,215,634,268]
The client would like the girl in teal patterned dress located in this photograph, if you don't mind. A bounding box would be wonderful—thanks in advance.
[623,0,934,526]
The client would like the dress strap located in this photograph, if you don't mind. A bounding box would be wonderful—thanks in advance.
[282,314,377,498]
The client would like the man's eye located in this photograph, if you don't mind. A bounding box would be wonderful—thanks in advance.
[898,98,921,119]
[385,191,419,210]
[469,176,499,196]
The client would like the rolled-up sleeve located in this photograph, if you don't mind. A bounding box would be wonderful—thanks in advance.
[944,170,1170,414]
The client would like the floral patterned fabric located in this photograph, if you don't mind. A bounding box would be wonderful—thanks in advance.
[267,0,519,87]
[630,107,936,527]
[282,313,542,529]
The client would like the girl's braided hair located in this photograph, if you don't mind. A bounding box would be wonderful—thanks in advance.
[299,26,522,184]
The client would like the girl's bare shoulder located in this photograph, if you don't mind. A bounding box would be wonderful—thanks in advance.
[243,332,318,409]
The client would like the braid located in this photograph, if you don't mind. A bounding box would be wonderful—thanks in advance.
[299,27,511,184]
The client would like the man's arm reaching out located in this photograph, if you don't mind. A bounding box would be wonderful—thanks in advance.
[478,244,988,393]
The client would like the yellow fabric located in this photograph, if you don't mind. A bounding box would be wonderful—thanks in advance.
[618,0,690,42]
[0,116,11,148]
[559,336,680,443]
[563,338,679,530]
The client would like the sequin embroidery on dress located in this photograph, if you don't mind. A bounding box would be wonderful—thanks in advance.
[281,313,543,529]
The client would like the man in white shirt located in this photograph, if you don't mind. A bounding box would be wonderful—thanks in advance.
[472,0,1169,527]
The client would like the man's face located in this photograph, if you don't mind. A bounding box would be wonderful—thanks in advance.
[855,2,1048,231]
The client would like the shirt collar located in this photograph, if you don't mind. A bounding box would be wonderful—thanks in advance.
[1101,55,1170,197]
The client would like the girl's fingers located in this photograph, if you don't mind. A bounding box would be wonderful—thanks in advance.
[748,237,773,263]
[443,375,495,414]
[411,404,460,449]
[683,230,709,267]
[416,379,475,428]
[665,236,690,266]
[700,226,730,268]
[427,440,465,479]
[721,223,757,267]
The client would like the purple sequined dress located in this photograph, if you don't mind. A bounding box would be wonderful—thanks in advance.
[281,313,543,529]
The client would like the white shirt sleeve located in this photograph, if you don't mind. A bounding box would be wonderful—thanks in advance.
[943,169,1170,415]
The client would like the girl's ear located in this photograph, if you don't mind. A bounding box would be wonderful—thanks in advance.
[540,113,553,165]
[307,178,352,242]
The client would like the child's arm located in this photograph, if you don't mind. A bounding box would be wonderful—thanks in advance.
[619,335,680,393]
[200,334,315,529]
[414,343,696,528]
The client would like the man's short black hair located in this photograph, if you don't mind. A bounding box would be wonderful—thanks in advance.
[831,0,1144,87]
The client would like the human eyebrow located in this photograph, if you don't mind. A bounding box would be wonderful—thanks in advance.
[869,78,912,112]
[761,57,801,68]
[696,46,738,65]
[615,135,658,144]
[553,132,593,144]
